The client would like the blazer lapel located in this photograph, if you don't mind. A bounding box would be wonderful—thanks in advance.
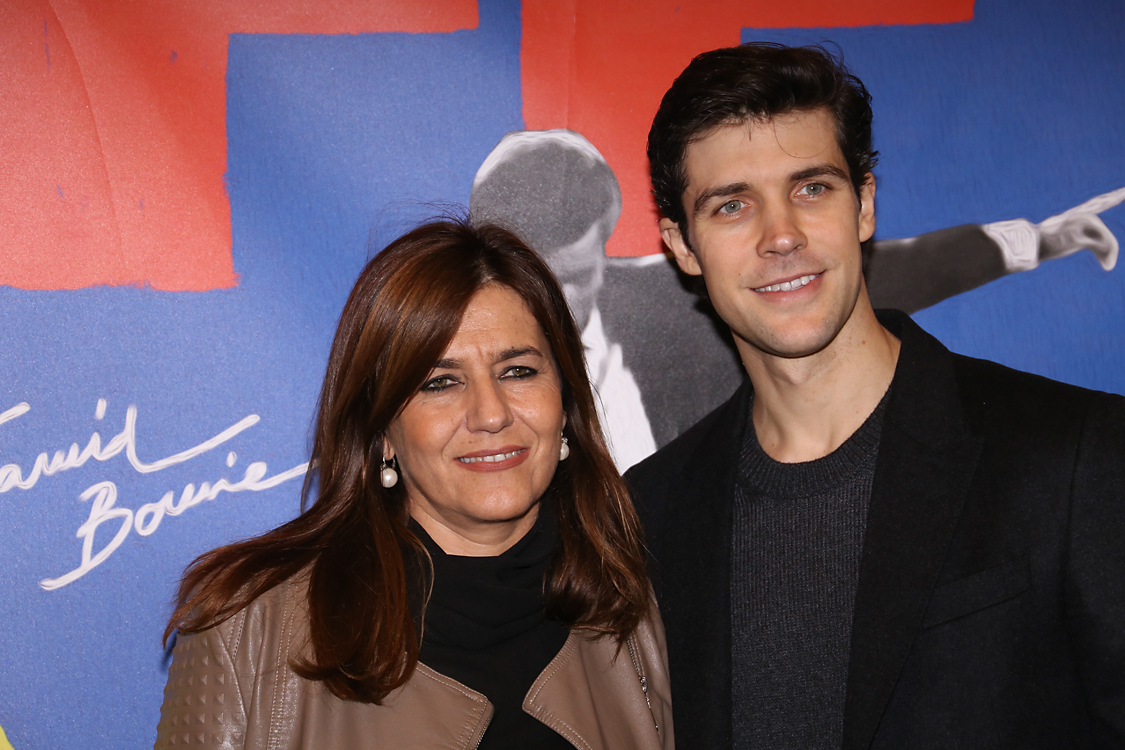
[843,312,983,749]
[658,380,750,750]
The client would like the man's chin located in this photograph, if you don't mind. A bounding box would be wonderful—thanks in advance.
[762,338,835,360]
[735,321,843,362]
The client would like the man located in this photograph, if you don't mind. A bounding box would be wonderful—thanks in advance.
[626,43,1125,749]
[470,130,657,470]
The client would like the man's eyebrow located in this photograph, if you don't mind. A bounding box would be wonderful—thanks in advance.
[691,165,852,216]
[790,164,851,184]
[693,182,751,217]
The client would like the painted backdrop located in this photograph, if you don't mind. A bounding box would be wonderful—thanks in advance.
[1,0,1122,747]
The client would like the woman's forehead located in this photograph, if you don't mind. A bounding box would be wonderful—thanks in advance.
[440,285,553,362]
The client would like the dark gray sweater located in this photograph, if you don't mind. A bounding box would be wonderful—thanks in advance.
[731,393,888,749]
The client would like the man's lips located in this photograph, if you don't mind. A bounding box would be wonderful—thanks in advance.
[752,272,821,293]
[456,446,529,471]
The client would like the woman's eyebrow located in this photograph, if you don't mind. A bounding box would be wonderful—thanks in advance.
[432,347,544,370]
[495,346,544,363]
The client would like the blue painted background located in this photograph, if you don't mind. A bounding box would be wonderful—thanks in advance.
[1,0,1122,747]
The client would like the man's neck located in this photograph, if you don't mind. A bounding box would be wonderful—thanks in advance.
[741,305,900,464]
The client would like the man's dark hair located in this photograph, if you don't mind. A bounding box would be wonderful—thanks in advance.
[648,42,878,236]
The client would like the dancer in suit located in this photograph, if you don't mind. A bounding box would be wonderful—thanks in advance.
[628,42,1125,748]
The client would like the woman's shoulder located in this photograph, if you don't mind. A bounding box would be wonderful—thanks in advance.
[182,567,312,665]
[241,568,310,624]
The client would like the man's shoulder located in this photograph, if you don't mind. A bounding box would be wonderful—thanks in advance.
[882,308,1124,435]
[948,350,1125,430]
[626,379,749,495]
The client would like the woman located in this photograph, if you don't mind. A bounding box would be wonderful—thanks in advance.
[155,219,673,749]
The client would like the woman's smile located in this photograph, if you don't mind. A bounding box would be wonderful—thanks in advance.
[456,446,529,470]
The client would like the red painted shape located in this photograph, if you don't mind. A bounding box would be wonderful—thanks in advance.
[521,0,975,256]
[0,0,477,291]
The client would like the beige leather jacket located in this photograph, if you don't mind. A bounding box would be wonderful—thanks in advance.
[155,572,673,749]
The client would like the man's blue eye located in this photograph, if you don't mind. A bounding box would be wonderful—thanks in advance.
[719,201,741,214]
[804,184,826,196]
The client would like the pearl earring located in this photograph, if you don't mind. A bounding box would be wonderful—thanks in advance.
[559,436,570,461]
[380,457,399,488]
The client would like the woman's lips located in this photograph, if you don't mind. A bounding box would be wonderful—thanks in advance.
[456,447,529,472]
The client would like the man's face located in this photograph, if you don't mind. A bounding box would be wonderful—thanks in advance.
[660,108,875,364]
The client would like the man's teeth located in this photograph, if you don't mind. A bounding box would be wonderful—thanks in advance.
[459,450,522,464]
[754,274,819,293]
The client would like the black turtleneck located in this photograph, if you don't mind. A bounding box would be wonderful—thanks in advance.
[412,509,572,750]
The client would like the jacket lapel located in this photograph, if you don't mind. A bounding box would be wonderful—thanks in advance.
[658,380,751,749]
[523,625,671,750]
[842,312,983,749]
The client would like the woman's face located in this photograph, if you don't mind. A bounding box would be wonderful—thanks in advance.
[385,284,567,556]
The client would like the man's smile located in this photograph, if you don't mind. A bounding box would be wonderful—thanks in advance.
[752,272,821,293]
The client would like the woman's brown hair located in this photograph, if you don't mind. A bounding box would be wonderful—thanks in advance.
[165,218,650,703]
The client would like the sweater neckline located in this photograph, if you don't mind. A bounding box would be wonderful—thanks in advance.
[738,387,891,498]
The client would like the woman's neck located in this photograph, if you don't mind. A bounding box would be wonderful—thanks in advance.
[409,502,540,556]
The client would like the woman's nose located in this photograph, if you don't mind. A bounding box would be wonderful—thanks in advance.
[466,379,514,433]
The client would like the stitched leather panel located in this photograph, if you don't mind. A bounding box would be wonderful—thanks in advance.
[156,630,247,748]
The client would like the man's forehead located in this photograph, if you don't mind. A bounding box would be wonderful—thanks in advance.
[685,108,845,178]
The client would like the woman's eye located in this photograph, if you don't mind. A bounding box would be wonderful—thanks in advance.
[502,365,537,380]
[421,375,457,392]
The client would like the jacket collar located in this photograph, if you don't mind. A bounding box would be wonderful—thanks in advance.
[842,310,984,748]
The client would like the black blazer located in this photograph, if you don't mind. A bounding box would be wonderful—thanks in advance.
[626,310,1125,749]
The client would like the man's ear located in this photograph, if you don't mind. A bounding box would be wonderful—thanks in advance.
[858,173,876,243]
[659,218,702,276]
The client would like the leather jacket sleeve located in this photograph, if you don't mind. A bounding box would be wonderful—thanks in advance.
[154,613,253,749]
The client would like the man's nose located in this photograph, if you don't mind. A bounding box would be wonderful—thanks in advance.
[757,201,807,257]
